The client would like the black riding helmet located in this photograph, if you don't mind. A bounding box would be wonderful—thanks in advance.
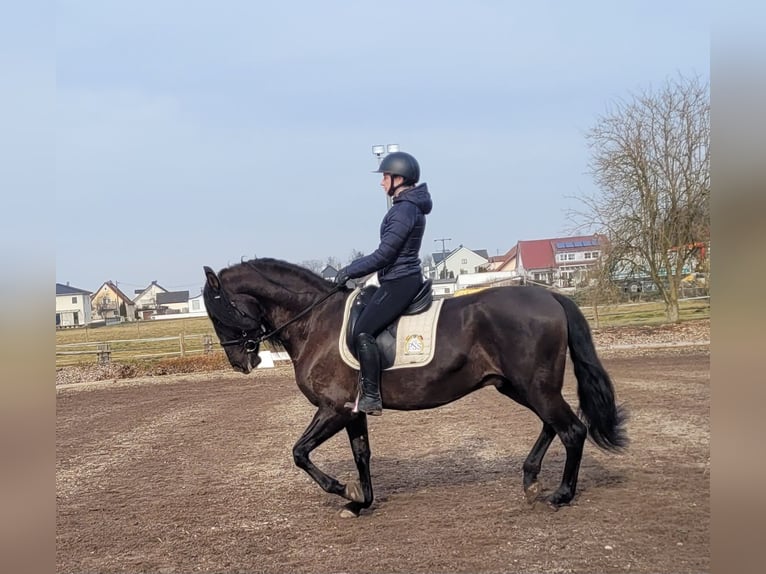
[374,151,420,185]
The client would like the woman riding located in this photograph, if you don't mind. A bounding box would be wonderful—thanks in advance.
[334,151,433,416]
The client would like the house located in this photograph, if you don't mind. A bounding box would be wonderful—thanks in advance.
[495,234,607,288]
[432,277,457,298]
[91,281,137,323]
[320,265,338,282]
[484,250,513,271]
[132,281,168,320]
[188,292,207,315]
[156,291,190,314]
[426,245,489,279]
[56,283,93,327]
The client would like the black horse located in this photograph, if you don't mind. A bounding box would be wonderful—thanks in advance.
[203,258,627,517]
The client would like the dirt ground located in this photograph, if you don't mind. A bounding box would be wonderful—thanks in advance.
[56,347,709,574]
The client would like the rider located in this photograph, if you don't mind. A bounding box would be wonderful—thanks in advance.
[334,151,433,416]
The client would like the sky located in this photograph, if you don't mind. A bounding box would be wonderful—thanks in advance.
[51,0,710,295]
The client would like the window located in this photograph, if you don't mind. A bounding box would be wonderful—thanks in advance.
[71,296,78,304]
[567,253,575,260]
[461,258,468,264]
[191,300,200,311]
[584,252,592,259]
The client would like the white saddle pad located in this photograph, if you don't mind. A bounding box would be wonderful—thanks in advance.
[338,289,444,371]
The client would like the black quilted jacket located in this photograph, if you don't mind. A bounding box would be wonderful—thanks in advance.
[344,183,433,282]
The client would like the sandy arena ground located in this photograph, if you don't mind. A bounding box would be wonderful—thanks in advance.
[57,347,709,573]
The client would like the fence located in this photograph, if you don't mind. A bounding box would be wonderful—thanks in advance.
[56,333,217,367]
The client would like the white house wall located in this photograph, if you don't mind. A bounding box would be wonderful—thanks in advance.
[134,284,167,309]
[188,294,206,314]
[456,271,515,289]
[435,247,489,279]
[56,294,92,326]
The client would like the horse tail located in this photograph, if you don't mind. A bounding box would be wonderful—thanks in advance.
[551,292,629,452]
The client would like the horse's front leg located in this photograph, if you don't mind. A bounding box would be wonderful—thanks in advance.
[339,413,374,518]
[292,407,356,503]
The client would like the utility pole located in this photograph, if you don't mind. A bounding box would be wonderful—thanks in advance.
[434,238,451,279]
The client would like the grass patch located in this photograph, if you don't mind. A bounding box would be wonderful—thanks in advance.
[580,298,710,327]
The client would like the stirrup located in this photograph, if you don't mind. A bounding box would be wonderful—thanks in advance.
[357,396,382,416]
[343,390,383,416]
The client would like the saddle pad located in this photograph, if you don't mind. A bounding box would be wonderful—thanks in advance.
[339,289,444,371]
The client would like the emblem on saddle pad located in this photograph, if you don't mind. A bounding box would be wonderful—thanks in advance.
[339,288,444,371]
[404,334,425,355]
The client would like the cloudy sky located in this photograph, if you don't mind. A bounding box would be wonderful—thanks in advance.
[51,1,709,294]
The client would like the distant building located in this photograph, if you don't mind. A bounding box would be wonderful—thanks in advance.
[156,291,190,314]
[56,283,93,327]
[188,292,207,315]
[320,265,338,282]
[91,281,136,323]
[426,245,489,279]
[495,234,607,288]
[132,281,168,319]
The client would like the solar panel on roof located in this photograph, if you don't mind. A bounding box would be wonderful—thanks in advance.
[565,242,574,248]
[574,241,583,247]
[555,242,566,248]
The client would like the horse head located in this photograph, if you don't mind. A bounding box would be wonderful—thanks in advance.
[203,265,267,373]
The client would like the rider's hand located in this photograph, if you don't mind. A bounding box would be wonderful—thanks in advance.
[334,269,351,286]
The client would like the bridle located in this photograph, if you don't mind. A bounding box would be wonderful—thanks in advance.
[217,283,344,353]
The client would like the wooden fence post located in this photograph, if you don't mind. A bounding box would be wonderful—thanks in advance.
[203,334,213,354]
[179,333,185,357]
[97,343,111,365]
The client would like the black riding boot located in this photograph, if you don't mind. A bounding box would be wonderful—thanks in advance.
[355,332,383,416]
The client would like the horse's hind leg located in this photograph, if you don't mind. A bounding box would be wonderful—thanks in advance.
[537,397,587,507]
[496,385,556,503]
[522,423,556,503]
[292,407,355,502]
[339,413,374,518]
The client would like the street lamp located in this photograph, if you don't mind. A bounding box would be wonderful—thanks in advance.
[372,143,400,210]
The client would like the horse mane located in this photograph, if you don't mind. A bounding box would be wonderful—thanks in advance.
[223,257,334,294]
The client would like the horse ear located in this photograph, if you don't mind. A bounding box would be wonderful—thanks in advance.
[204,266,221,291]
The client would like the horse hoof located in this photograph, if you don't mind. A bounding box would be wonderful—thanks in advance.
[524,481,541,504]
[344,481,364,503]
[546,491,572,510]
[339,505,360,519]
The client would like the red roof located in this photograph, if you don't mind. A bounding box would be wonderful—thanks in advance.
[518,239,555,270]
[519,234,604,271]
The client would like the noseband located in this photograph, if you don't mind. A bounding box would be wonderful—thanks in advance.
[219,327,266,353]
[217,284,344,354]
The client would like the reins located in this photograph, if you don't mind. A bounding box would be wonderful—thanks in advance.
[219,283,345,352]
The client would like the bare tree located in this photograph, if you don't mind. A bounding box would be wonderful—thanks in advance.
[579,246,621,330]
[573,74,710,322]
[422,253,434,270]
[325,256,341,270]
[347,249,365,264]
[299,259,324,274]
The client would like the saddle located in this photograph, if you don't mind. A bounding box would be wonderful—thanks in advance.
[345,279,433,370]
